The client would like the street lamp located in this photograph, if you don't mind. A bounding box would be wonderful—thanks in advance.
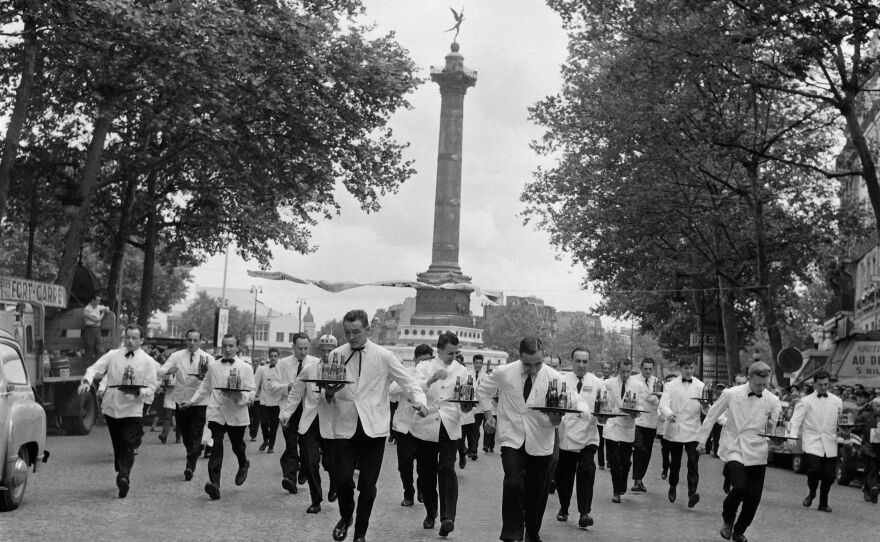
[250,285,262,358]
[297,297,307,332]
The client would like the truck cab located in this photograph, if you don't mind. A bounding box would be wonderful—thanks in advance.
[0,329,47,511]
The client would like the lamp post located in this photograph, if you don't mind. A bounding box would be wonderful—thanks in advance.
[250,285,262,358]
[297,297,306,332]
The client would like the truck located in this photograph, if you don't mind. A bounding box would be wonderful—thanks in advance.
[0,274,118,435]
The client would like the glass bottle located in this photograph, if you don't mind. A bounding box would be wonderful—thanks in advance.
[559,382,568,409]
[454,376,461,400]
[765,412,774,435]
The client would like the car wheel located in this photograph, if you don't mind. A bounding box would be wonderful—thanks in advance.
[0,446,31,512]
[792,453,807,474]
[61,387,97,435]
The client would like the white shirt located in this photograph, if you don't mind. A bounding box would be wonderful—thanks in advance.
[635,374,661,429]
[559,372,602,451]
[788,391,843,457]
[603,375,647,443]
[158,348,215,406]
[84,347,158,418]
[471,368,489,413]
[390,378,416,434]
[254,363,286,407]
[189,357,256,426]
[321,340,427,439]
[476,360,585,456]
[280,358,325,435]
[83,303,107,327]
[659,375,705,442]
[698,384,782,466]
[410,357,468,442]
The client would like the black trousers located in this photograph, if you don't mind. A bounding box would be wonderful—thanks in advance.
[300,418,324,504]
[864,455,880,497]
[500,445,553,542]
[483,416,496,451]
[605,439,633,495]
[259,404,281,448]
[555,445,597,515]
[597,425,605,467]
[280,405,303,481]
[632,426,656,481]
[458,423,474,460]
[176,404,207,470]
[706,423,723,455]
[660,437,672,474]
[668,441,700,494]
[722,461,765,536]
[248,401,260,439]
[332,419,386,539]
[805,453,836,505]
[389,402,399,440]
[396,431,419,500]
[207,421,247,486]
[466,413,484,455]
[417,424,459,521]
[105,416,143,480]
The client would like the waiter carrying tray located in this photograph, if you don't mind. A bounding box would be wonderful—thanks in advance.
[697,361,781,542]
[322,310,429,542]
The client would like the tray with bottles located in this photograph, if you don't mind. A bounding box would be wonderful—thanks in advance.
[214,368,252,392]
[446,375,478,405]
[618,390,648,414]
[757,433,797,441]
[109,384,149,393]
[304,354,355,385]
[214,387,254,393]
[530,377,579,414]
[530,406,581,414]
[301,378,355,385]
[651,381,665,397]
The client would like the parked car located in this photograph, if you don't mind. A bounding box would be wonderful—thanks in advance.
[0,328,48,511]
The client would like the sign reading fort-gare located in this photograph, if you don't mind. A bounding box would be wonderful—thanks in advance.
[0,275,68,308]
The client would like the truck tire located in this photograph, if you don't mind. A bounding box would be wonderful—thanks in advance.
[791,453,807,474]
[0,446,31,511]
[836,457,853,486]
[61,388,97,435]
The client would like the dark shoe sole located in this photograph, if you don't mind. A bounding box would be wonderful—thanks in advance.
[332,519,351,541]
[439,519,454,537]
[688,493,700,508]
[282,478,298,494]
[307,504,321,514]
[328,491,337,502]
[205,483,220,500]
[578,514,593,528]
[117,477,129,498]
[235,461,249,486]
[184,468,193,481]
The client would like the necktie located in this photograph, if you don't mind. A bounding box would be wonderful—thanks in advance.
[190,352,194,365]
[620,378,626,399]
[125,351,134,358]
[523,374,533,402]
[296,360,303,376]
[577,377,583,393]
[748,391,762,398]
[221,358,235,364]
[817,393,827,398]
[682,378,692,383]
[345,346,366,378]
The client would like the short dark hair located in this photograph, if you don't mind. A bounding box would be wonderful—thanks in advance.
[414,344,434,359]
[813,371,830,382]
[291,332,310,344]
[268,348,279,355]
[184,328,201,339]
[856,389,871,399]
[343,309,370,328]
[437,332,460,350]
[616,357,632,370]
[519,337,543,355]
[640,357,655,367]
[571,347,591,359]
[472,354,484,362]
[123,323,145,339]
[222,333,239,346]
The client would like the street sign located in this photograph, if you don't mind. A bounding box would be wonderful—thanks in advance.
[689,333,725,347]
[0,275,68,308]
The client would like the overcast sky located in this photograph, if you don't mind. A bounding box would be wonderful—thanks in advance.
[187,0,608,327]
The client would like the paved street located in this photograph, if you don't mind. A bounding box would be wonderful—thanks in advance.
[1,426,875,541]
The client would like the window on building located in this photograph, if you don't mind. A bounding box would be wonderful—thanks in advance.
[255,324,269,342]
[286,333,294,343]
[276,332,285,343]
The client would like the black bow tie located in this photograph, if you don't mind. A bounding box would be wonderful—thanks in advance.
[221,358,235,364]
[125,351,135,358]
[682,378,692,383]
[817,393,828,398]
[748,392,762,398]
[351,346,365,352]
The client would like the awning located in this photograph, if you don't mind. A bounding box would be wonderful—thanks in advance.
[827,338,880,386]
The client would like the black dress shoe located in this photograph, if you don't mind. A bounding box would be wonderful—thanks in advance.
[353,538,365,542]
[184,467,193,481]
[401,498,414,507]
[668,487,677,503]
[661,470,667,480]
[871,486,880,503]
[282,478,298,494]
[687,492,700,508]
[459,455,467,469]
[817,504,832,513]
[203,445,212,458]
[803,493,815,507]
[631,480,646,492]
[205,482,220,500]
[307,503,321,514]
[298,472,308,485]
[732,533,747,542]
[439,519,454,537]
[328,488,337,502]
[259,441,268,452]
[423,517,436,529]
[720,523,732,540]
[158,433,167,444]
[235,460,249,486]
[556,511,568,521]
[578,513,593,528]
[332,517,352,541]
[117,476,129,498]
[611,493,621,503]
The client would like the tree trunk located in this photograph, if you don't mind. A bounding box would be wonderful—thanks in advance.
[840,94,880,241]
[746,160,785,384]
[55,97,117,292]
[718,275,740,383]
[25,176,40,278]
[106,173,140,315]
[137,172,159,328]
[0,8,39,228]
